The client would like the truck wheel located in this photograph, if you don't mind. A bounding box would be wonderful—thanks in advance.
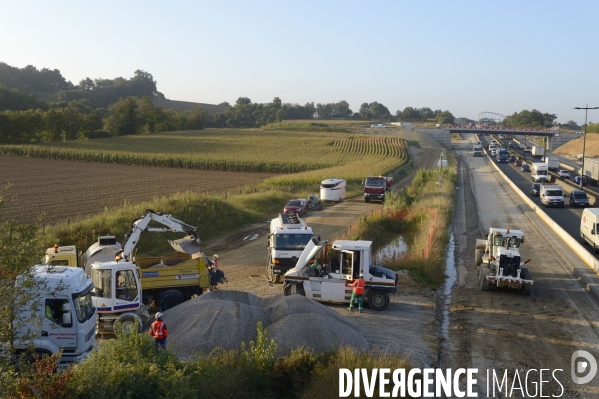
[158,289,185,311]
[114,313,142,335]
[480,267,490,291]
[367,290,390,311]
[520,268,533,296]
[475,249,483,266]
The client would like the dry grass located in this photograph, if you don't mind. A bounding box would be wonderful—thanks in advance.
[553,132,599,159]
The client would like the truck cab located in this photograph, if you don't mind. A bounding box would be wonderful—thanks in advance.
[14,266,96,368]
[531,163,549,182]
[267,213,314,283]
[363,176,392,203]
[496,147,509,163]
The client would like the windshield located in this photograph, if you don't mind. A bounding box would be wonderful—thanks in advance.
[365,178,385,187]
[274,234,313,250]
[533,184,540,190]
[72,288,95,323]
[321,183,338,188]
[287,200,301,207]
[92,269,112,299]
[538,171,547,175]
[547,190,562,196]
[574,193,587,199]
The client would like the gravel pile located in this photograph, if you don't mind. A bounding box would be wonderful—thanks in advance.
[164,290,369,358]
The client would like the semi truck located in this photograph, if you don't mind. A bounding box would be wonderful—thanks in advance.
[13,265,96,368]
[582,157,599,184]
[363,175,392,203]
[496,147,509,163]
[531,163,549,182]
[531,145,545,159]
[267,213,314,283]
[283,238,398,310]
[472,145,483,157]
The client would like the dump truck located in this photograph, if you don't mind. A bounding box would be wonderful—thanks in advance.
[43,210,226,334]
[475,228,533,295]
[363,175,393,203]
[13,265,96,369]
[283,238,398,310]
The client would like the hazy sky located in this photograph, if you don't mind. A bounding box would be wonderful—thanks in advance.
[2,1,599,124]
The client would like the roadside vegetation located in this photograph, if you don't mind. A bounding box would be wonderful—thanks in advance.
[2,323,412,399]
[344,162,457,289]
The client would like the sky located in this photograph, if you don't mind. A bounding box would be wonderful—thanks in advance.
[2,0,599,125]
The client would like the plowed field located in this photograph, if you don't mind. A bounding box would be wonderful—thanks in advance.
[0,155,275,225]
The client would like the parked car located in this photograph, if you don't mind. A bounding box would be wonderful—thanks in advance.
[370,124,387,128]
[557,170,570,178]
[520,164,530,172]
[283,199,307,215]
[574,175,588,186]
[530,183,541,197]
[569,189,589,207]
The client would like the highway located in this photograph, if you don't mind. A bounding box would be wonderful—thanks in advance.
[478,135,597,257]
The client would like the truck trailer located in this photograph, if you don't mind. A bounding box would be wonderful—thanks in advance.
[532,145,545,159]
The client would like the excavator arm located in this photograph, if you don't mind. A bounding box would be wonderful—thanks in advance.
[121,209,201,260]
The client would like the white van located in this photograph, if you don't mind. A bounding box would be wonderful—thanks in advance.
[320,178,346,202]
[580,208,599,252]
[540,184,564,208]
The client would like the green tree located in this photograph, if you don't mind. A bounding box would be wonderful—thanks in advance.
[104,97,140,136]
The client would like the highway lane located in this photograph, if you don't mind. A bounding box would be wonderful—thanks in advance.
[478,135,594,258]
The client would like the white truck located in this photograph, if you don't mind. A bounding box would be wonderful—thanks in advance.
[267,213,314,283]
[13,266,96,368]
[531,145,545,159]
[544,156,559,171]
[540,184,564,208]
[283,238,398,310]
[583,157,599,184]
[531,163,549,182]
[475,228,533,295]
[581,208,599,252]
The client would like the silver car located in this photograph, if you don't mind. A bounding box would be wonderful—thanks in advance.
[557,170,570,178]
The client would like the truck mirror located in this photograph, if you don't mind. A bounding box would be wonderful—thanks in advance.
[62,312,72,327]
[61,303,71,312]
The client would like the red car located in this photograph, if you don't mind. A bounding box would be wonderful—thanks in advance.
[283,199,307,215]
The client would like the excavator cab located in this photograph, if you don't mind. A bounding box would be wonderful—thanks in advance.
[90,261,142,314]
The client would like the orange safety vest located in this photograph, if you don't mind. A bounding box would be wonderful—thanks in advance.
[150,320,168,339]
[351,279,365,295]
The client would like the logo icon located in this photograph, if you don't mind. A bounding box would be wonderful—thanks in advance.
[571,350,597,384]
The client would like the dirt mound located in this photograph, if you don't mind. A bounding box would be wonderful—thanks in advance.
[554,134,599,158]
[163,290,369,358]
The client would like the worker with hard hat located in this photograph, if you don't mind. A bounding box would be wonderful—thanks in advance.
[149,312,168,349]
[211,254,219,268]
[348,273,365,313]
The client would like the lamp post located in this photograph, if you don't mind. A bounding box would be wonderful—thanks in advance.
[574,105,599,188]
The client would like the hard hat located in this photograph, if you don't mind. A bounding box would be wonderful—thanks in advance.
[359,273,364,278]
[213,254,219,259]
[155,312,163,319]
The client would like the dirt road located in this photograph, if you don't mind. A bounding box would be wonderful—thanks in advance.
[206,132,445,367]
[447,134,599,397]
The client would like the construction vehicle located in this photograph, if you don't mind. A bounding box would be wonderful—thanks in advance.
[283,238,398,310]
[474,228,533,295]
[363,175,393,203]
[43,210,225,334]
[267,213,314,283]
[13,265,96,369]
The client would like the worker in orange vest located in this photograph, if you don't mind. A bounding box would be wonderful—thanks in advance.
[349,273,365,313]
[149,312,168,349]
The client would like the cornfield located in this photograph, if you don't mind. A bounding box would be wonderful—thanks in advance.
[0,129,408,178]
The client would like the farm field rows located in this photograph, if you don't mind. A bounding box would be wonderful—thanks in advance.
[0,155,274,225]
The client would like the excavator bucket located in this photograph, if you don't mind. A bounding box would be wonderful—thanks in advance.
[168,235,201,255]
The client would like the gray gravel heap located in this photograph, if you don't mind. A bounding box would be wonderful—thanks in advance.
[164,290,369,358]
